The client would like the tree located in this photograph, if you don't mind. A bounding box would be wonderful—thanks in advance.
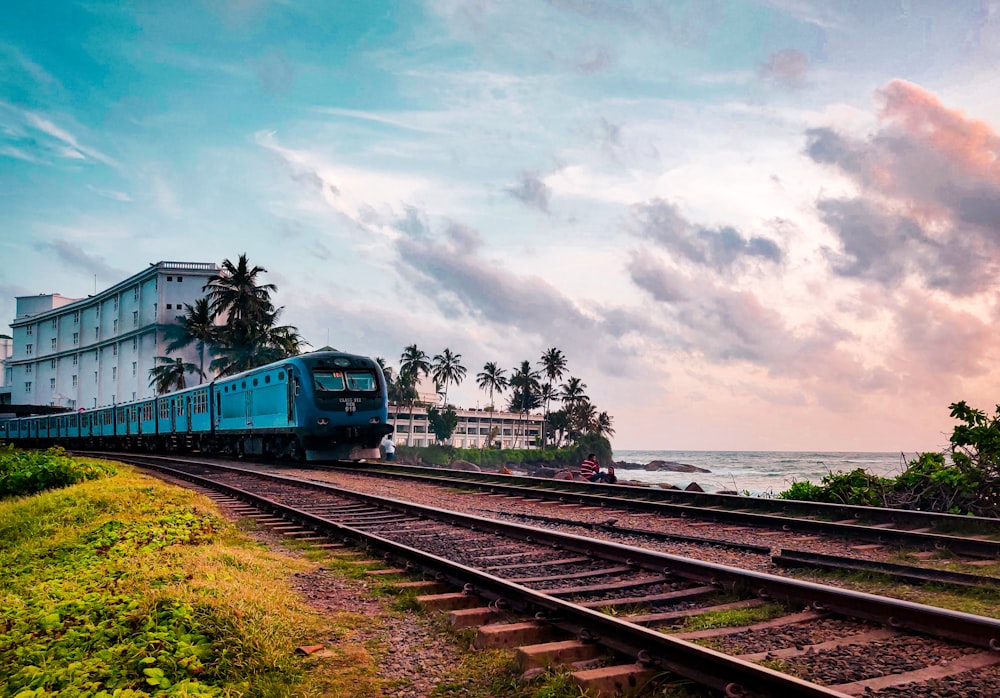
[399,345,431,446]
[148,356,200,394]
[427,406,459,443]
[509,360,541,448]
[202,253,276,328]
[163,297,217,384]
[431,348,466,407]
[476,362,508,449]
[201,258,301,376]
[538,348,567,446]
[595,410,615,439]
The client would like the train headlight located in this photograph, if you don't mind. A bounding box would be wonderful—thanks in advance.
[369,417,381,424]
[317,418,330,426]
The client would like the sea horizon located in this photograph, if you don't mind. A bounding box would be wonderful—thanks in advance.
[610,449,916,497]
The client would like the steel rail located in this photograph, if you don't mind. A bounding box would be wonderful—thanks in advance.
[138,457,853,697]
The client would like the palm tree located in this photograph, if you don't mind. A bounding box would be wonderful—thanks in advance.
[431,348,466,408]
[202,253,277,327]
[148,356,200,394]
[399,344,431,446]
[476,362,508,449]
[538,348,567,446]
[509,360,541,448]
[559,376,588,407]
[595,411,615,439]
[201,254,300,376]
[164,297,217,384]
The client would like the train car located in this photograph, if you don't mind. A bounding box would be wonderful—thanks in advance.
[2,350,391,462]
[214,351,391,461]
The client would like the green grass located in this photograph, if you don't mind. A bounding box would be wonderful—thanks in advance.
[0,463,395,697]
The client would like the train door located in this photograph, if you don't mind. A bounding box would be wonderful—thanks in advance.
[170,398,177,433]
[244,387,253,427]
[286,370,296,424]
[186,396,193,433]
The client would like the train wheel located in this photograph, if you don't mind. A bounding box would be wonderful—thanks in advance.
[288,438,304,463]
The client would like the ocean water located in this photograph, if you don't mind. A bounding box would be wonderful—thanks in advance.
[611,450,917,497]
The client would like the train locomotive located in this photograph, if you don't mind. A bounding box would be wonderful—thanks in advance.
[0,351,393,462]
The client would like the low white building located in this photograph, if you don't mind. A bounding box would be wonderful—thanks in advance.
[6,261,219,409]
[389,404,544,449]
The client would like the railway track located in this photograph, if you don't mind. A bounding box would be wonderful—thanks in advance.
[327,461,1000,559]
[115,454,1000,697]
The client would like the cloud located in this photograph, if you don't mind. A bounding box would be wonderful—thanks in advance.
[806,80,1000,295]
[32,240,128,286]
[627,198,784,271]
[758,49,810,88]
[505,170,552,213]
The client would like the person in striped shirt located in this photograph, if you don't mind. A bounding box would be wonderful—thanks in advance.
[580,453,601,482]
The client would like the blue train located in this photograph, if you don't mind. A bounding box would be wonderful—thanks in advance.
[0,351,393,462]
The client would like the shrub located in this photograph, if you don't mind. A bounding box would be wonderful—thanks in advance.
[0,447,117,498]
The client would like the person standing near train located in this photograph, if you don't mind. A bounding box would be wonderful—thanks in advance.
[381,434,396,461]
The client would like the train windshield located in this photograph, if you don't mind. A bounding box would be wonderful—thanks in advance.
[313,370,378,392]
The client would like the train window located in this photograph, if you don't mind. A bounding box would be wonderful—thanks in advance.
[313,371,345,392]
[278,371,284,380]
[345,371,376,391]
[253,378,258,386]
[241,381,246,389]
[265,375,270,384]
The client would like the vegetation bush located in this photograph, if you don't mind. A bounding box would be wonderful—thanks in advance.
[0,446,116,498]
[394,432,613,473]
[779,401,1000,516]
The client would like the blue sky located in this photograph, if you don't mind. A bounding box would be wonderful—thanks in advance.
[4,1,1000,452]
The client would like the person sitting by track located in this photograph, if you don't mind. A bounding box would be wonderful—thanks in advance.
[580,453,602,482]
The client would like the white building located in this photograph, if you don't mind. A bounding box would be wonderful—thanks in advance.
[6,261,219,409]
[0,333,11,387]
[390,404,544,449]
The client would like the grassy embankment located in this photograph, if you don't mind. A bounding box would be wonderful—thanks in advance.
[1,447,655,698]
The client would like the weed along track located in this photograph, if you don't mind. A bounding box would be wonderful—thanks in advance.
[116,454,1000,697]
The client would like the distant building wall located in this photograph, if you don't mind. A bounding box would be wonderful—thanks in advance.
[6,261,220,409]
[0,333,11,388]
[388,404,544,449]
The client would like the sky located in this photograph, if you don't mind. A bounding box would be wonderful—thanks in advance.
[3,1,1000,453]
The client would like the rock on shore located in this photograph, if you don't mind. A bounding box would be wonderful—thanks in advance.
[615,459,711,473]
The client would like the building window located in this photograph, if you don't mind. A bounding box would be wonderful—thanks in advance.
[132,338,137,351]
[73,311,80,324]
[50,360,56,369]
[132,311,138,326]
[112,367,117,381]
[133,287,139,301]
[94,327,99,339]
[166,303,172,310]
[26,325,33,336]
[50,378,56,390]
[73,332,79,345]
[51,338,57,349]
[72,354,78,366]
[26,343,33,355]
[25,381,31,393]
[112,345,118,356]
[131,362,137,376]
[72,375,78,387]
[167,276,173,281]
[177,276,183,282]
[94,371,98,383]
[26,365,32,374]
[113,319,118,333]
